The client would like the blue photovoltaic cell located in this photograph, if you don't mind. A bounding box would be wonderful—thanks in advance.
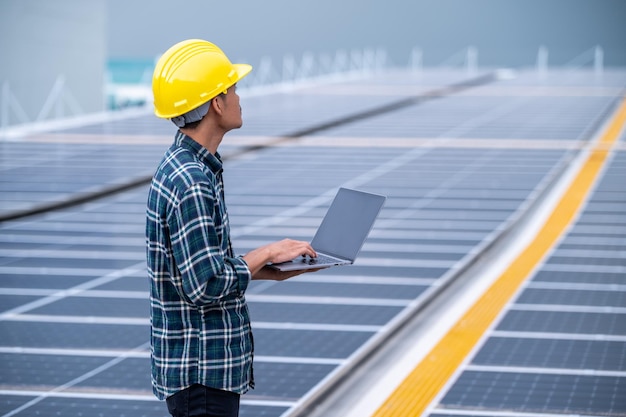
[29,297,149,318]
[0,322,149,349]
[496,310,626,335]
[75,358,152,392]
[440,371,626,416]
[253,328,374,358]
[247,302,403,326]
[252,362,338,399]
[249,281,428,299]
[7,397,169,417]
[0,353,112,387]
[0,295,42,312]
[473,337,626,370]
[532,270,625,284]
[516,288,626,307]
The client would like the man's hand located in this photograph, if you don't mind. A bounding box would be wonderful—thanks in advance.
[252,265,323,281]
[242,239,317,277]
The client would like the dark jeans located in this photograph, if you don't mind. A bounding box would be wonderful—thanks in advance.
[166,384,240,417]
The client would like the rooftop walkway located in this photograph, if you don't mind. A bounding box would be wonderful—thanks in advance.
[0,67,625,417]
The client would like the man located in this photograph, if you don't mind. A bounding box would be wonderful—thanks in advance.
[146,39,318,417]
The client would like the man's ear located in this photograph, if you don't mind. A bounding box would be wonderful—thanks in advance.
[211,96,224,116]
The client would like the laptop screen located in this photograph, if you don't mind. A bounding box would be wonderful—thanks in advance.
[310,188,386,261]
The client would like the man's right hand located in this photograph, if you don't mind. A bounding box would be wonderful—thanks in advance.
[242,239,317,277]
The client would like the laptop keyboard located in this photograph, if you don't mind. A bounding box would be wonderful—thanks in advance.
[301,254,340,265]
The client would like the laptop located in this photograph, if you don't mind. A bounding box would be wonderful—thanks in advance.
[268,187,386,271]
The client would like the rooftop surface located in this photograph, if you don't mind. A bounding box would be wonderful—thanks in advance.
[1,67,625,417]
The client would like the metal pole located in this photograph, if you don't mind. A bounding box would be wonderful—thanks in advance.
[467,46,477,75]
[411,47,423,74]
[282,55,296,84]
[537,46,548,78]
[594,46,604,77]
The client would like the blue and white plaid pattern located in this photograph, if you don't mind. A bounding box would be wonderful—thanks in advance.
[146,131,253,400]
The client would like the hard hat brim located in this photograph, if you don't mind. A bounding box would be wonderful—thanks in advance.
[233,63,252,84]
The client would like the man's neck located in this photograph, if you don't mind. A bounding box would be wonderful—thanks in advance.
[180,124,225,155]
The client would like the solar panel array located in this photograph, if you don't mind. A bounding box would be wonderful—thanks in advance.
[0,68,624,417]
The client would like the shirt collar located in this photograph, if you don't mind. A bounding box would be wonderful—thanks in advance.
[175,131,223,174]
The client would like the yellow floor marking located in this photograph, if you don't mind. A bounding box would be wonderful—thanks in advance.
[372,97,626,417]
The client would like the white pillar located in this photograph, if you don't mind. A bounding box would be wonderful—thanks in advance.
[411,47,423,74]
[467,46,478,75]
[594,46,604,77]
[537,45,548,78]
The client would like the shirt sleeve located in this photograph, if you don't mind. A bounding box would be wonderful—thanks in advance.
[168,182,251,306]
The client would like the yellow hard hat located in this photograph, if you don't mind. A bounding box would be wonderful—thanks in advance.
[152,39,252,119]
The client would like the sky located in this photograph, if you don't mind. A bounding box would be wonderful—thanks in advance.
[106,0,626,68]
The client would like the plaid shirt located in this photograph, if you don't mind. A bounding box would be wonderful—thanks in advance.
[146,131,253,400]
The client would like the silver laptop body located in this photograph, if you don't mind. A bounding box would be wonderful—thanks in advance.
[268,188,386,271]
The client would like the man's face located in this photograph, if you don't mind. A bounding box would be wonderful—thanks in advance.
[218,85,243,131]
